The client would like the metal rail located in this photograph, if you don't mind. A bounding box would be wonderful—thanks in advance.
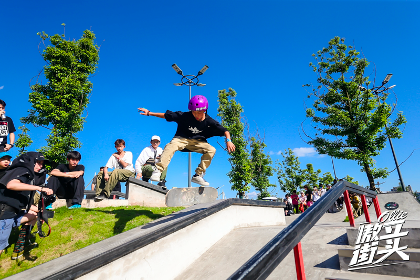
[227,180,378,280]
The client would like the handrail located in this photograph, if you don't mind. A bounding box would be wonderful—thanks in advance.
[227,180,377,280]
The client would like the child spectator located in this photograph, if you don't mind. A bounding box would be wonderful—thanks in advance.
[0,99,15,152]
[138,95,235,186]
[291,190,299,214]
[304,185,313,209]
[95,139,135,201]
[135,135,167,189]
[299,191,307,213]
[0,152,12,179]
[284,194,293,216]
[0,152,53,257]
[46,151,85,209]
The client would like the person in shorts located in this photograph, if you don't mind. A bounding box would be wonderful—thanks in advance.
[0,99,16,152]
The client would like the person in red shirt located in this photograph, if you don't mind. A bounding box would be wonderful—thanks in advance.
[290,190,299,214]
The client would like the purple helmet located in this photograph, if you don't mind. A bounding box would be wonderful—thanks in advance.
[188,95,208,111]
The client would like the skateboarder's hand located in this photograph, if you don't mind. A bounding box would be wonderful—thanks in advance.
[136,173,142,179]
[104,173,110,181]
[226,141,235,153]
[138,107,149,116]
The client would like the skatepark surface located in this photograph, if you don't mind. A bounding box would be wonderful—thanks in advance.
[6,191,419,280]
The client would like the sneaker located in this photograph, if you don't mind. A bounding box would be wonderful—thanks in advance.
[46,204,53,210]
[157,180,167,190]
[68,204,81,209]
[142,177,150,182]
[94,194,106,202]
[191,174,210,186]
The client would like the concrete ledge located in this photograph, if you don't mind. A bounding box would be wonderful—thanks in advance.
[126,177,167,207]
[7,199,285,280]
[326,271,417,280]
[338,246,420,278]
[51,198,129,208]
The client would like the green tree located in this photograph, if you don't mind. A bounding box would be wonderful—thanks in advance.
[14,125,33,155]
[342,175,359,185]
[276,148,306,193]
[250,137,275,199]
[21,28,100,168]
[319,171,334,186]
[304,37,406,190]
[217,88,252,197]
[304,163,321,187]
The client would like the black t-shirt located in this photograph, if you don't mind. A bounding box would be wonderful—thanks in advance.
[0,169,33,219]
[56,164,85,173]
[165,110,227,141]
[0,116,16,147]
[0,167,9,180]
[54,164,85,184]
[305,190,313,202]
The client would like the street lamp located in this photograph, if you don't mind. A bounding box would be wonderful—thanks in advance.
[172,64,209,188]
[361,74,405,191]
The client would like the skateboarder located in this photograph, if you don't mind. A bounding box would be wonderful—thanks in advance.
[138,95,235,186]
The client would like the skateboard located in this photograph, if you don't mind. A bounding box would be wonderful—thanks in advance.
[165,186,218,207]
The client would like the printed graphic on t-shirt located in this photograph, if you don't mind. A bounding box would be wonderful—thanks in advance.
[0,121,8,137]
[189,126,203,134]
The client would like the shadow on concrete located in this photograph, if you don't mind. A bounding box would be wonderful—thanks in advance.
[141,208,206,229]
[327,233,348,245]
[314,254,340,270]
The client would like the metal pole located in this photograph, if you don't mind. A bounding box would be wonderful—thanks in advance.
[331,157,337,179]
[386,127,406,191]
[188,86,192,188]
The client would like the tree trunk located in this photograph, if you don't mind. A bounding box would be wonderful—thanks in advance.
[363,162,376,191]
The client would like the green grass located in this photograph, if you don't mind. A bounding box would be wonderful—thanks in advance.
[0,205,184,278]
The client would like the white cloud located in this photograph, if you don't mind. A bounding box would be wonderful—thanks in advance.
[0,86,4,90]
[247,191,258,199]
[292,147,317,157]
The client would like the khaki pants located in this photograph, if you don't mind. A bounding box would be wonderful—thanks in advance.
[142,165,167,181]
[156,137,216,176]
[96,169,134,197]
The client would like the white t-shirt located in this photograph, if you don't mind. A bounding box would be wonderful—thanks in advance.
[313,191,320,202]
[135,146,163,174]
[106,151,135,172]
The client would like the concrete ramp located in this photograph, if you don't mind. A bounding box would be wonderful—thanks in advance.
[359,192,420,222]
[7,199,285,280]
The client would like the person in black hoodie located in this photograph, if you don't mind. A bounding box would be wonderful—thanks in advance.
[0,152,53,256]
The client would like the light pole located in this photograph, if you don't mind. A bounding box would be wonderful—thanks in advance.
[172,64,209,188]
[360,74,405,191]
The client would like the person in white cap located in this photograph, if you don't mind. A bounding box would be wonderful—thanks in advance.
[135,135,167,189]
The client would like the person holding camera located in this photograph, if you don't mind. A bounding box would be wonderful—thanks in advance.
[0,99,16,153]
[0,152,53,257]
[46,151,85,209]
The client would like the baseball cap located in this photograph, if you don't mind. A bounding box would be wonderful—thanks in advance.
[0,151,12,159]
[34,152,50,164]
[151,135,161,141]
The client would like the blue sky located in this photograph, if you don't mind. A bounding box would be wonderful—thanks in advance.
[1,1,419,199]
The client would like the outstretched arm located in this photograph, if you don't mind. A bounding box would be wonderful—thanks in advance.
[137,108,165,119]
[224,131,235,153]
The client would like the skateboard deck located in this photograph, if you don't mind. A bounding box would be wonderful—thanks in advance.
[165,187,218,207]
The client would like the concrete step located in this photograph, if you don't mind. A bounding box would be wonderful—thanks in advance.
[326,271,418,279]
[338,246,420,278]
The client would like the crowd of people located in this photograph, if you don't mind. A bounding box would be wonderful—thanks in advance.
[0,95,237,258]
[283,182,369,218]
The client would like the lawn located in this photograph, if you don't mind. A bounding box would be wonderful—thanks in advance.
[0,205,184,279]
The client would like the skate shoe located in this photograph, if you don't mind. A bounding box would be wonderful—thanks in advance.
[191,174,210,186]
